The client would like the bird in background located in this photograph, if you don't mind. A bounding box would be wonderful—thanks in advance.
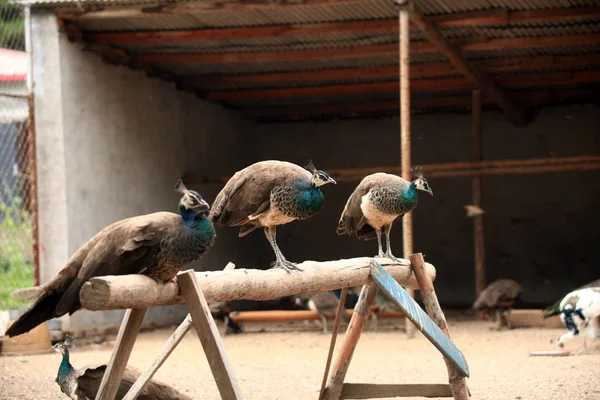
[53,337,192,400]
[336,167,432,262]
[555,287,600,349]
[543,279,600,319]
[7,181,215,337]
[472,279,523,330]
[209,160,336,272]
[293,291,351,333]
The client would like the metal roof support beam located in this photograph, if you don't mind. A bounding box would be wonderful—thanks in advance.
[409,6,530,127]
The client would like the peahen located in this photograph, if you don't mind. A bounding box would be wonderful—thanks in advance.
[53,339,193,400]
[293,291,351,333]
[209,160,335,272]
[6,181,215,337]
[555,287,600,349]
[336,170,432,261]
[543,279,600,318]
[472,279,523,330]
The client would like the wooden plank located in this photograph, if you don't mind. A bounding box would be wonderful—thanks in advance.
[410,6,528,126]
[370,260,470,377]
[183,54,600,87]
[322,284,378,400]
[319,287,348,399]
[178,270,244,400]
[130,33,600,66]
[229,309,405,322]
[95,308,147,400]
[206,69,600,101]
[122,314,193,400]
[409,254,470,400]
[471,90,486,302]
[340,383,453,399]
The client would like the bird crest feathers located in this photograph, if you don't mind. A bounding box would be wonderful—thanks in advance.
[174,179,189,194]
[412,165,424,178]
[303,160,317,173]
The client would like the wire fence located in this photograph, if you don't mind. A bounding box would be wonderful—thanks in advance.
[0,0,37,310]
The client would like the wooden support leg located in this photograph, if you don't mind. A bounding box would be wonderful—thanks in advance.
[95,308,147,400]
[322,284,378,400]
[410,253,471,400]
[178,270,244,400]
[319,287,348,400]
[122,314,193,400]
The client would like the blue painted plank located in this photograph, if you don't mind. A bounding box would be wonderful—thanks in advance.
[370,261,470,377]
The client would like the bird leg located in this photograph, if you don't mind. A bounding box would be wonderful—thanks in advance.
[265,226,301,272]
[320,315,328,334]
[383,225,403,263]
[375,228,385,258]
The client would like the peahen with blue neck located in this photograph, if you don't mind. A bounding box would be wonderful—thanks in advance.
[336,170,432,262]
[210,160,336,272]
[6,180,215,337]
[53,339,193,399]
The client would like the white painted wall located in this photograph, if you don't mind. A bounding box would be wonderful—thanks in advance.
[31,10,253,331]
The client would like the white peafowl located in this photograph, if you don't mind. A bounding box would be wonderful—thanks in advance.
[556,287,600,350]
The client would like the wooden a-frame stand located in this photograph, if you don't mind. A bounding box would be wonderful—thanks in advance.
[93,253,468,400]
[94,269,244,400]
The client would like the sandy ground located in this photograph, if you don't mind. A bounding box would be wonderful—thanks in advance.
[1,318,599,400]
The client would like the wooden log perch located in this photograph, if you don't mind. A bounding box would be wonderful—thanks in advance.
[80,257,436,311]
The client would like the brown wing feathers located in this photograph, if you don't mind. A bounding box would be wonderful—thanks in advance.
[337,178,377,240]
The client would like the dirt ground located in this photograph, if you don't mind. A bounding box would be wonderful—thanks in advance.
[1,318,599,400]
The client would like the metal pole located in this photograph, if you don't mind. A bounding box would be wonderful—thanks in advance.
[472,90,486,307]
[399,5,416,338]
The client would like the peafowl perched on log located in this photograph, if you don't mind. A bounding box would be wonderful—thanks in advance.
[336,169,432,261]
[555,287,600,349]
[293,291,351,333]
[543,279,600,318]
[7,181,215,337]
[209,160,335,272]
[53,338,192,400]
[473,279,523,330]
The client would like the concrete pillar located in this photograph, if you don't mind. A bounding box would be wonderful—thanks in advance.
[31,10,70,283]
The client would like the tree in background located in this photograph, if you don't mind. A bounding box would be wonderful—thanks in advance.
[0,0,25,51]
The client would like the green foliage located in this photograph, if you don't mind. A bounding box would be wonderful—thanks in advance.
[0,189,34,310]
[0,0,25,51]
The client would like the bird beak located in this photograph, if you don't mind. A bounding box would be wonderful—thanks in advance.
[198,198,210,211]
[328,177,337,185]
[427,188,433,196]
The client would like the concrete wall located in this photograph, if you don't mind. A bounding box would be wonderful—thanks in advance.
[32,11,256,331]
[250,105,600,307]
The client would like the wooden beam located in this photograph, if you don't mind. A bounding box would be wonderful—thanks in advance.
[410,253,471,400]
[340,383,452,399]
[409,6,528,126]
[80,257,436,311]
[182,54,600,87]
[205,70,600,101]
[81,7,600,44]
[178,270,244,400]
[471,90,486,303]
[130,34,600,65]
[319,287,347,400]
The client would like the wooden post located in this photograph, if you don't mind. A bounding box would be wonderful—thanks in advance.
[472,90,486,307]
[95,308,147,400]
[322,284,378,400]
[410,253,470,400]
[399,3,416,339]
[178,270,244,400]
[319,287,348,400]
[122,314,193,400]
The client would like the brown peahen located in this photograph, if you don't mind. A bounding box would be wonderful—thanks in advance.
[473,279,523,330]
[293,291,351,333]
[209,160,335,272]
[337,170,432,262]
[6,181,215,337]
[53,339,192,400]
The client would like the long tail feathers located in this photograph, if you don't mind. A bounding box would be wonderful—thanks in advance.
[5,291,61,337]
[543,299,562,319]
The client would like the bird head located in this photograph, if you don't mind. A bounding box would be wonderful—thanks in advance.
[52,335,76,356]
[174,180,210,215]
[303,160,336,188]
[412,166,433,196]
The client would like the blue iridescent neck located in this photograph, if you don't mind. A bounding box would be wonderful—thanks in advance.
[402,181,418,208]
[59,348,75,376]
[179,206,207,228]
